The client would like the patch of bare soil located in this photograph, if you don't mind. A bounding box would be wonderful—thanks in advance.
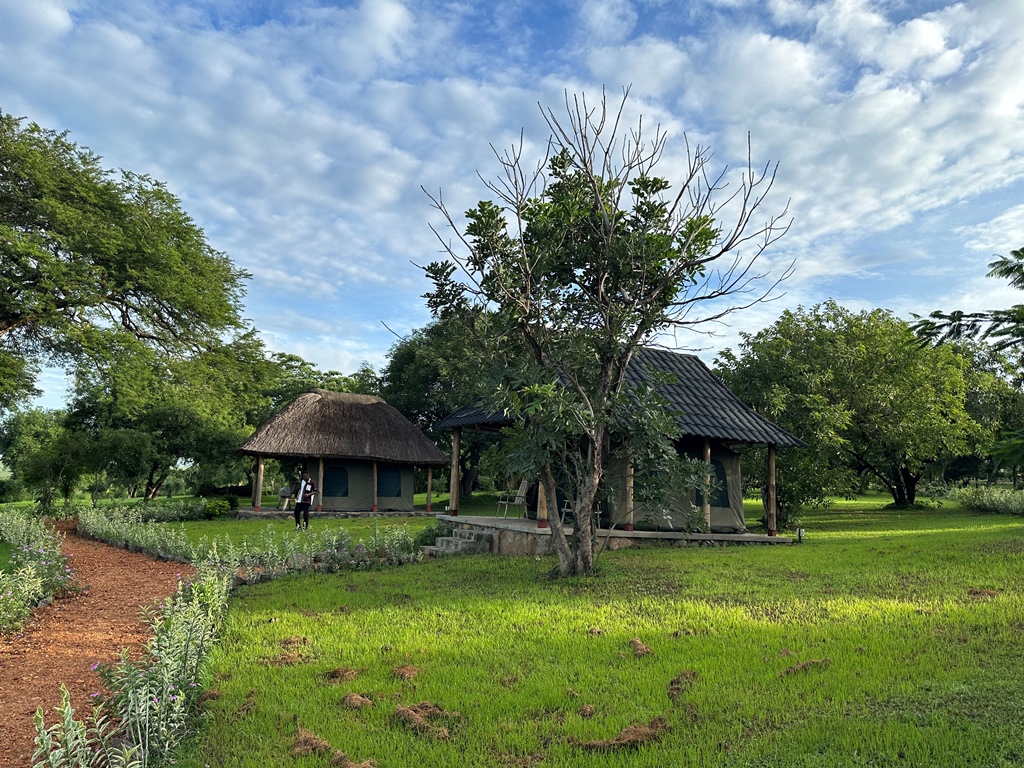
[342,692,373,708]
[326,667,360,682]
[394,701,460,739]
[668,670,699,701]
[292,725,332,756]
[781,657,831,676]
[0,520,194,768]
[392,664,419,680]
[569,716,670,750]
[629,638,652,657]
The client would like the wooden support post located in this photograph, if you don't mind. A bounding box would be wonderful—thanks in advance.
[537,478,548,529]
[767,444,778,536]
[372,461,379,514]
[254,455,264,512]
[426,467,433,514]
[625,458,635,532]
[448,428,461,515]
[316,457,324,512]
[702,438,712,531]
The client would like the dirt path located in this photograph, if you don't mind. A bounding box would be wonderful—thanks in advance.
[0,521,194,768]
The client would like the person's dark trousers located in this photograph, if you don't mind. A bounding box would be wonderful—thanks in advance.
[294,503,311,529]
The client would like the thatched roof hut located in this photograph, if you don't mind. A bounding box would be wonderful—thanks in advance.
[240,390,447,513]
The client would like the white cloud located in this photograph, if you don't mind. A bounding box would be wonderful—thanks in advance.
[578,0,638,45]
[958,206,1024,255]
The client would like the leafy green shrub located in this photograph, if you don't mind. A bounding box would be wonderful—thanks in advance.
[203,499,232,519]
[0,505,75,633]
[413,520,454,548]
[137,498,209,523]
[951,486,1024,516]
[34,564,231,768]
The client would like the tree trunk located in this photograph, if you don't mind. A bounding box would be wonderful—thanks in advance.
[541,463,573,577]
[569,433,605,576]
[145,470,168,501]
[899,466,920,505]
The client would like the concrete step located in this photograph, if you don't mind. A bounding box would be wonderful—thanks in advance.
[420,531,494,557]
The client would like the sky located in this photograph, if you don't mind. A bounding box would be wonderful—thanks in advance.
[2,0,1024,409]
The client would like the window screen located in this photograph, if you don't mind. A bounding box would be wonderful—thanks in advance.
[323,464,349,497]
[377,465,402,497]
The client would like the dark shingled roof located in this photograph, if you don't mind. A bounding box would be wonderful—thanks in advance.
[436,348,806,448]
[626,348,806,447]
[239,390,449,466]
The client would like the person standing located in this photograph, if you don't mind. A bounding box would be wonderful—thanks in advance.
[294,472,317,530]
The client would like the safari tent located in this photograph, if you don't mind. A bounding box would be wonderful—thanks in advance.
[239,390,448,512]
[436,348,805,534]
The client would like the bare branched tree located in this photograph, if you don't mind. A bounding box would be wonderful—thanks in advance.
[423,88,791,576]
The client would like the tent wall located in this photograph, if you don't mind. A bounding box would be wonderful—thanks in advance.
[605,443,747,533]
[317,459,414,512]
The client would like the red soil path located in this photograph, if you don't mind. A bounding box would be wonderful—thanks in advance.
[0,521,194,768]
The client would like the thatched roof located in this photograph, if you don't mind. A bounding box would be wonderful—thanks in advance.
[239,390,448,466]
[436,348,805,448]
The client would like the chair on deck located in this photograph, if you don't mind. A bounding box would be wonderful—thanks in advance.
[497,479,530,518]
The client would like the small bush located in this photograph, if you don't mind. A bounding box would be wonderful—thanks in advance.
[413,521,454,548]
[0,505,76,633]
[204,499,233,519]
[951,486,1024,516]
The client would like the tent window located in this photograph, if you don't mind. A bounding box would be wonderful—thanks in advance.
[377,466,402,497]
[323,465,349,497]
[695,459,730,508]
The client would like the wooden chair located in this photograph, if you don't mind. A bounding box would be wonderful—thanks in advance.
[497,479,529,518]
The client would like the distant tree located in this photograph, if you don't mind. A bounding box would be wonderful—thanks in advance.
[718,302,980,508]
[423,90,790,576]
[0,408,79,506]
[381,312,494,497]
[0,111,248,410]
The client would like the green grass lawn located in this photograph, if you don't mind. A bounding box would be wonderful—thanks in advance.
[173,500,1024,767]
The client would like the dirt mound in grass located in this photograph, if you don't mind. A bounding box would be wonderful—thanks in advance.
[569,717,670,750]
[630,638,652,657]
[968,588,999,600]
[668,670,699,701]
[331,751,376,767]
[282,635,308,648]
[233,689,257,720]
[266,651,309,666]
[326,667,360,682]
[393,664,419,680]
[395,701,460,739]
[342,692,374,708]
[781,658,831,676]
[292,725,332,756]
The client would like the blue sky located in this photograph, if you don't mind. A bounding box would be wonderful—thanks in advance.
[2,0,1023,408]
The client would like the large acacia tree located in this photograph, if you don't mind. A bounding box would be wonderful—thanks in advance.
[0,111,248,409]
[423,91,790,576]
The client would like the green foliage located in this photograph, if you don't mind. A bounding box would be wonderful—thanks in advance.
[0,505,75,633]
[412,520,455,548]
[423,94,787,576]
[34,565,232,768]
[951,486,1024,516]
[203,499,232,519]
[0,111,249,410]
[717,301,981,510]
[914,246,1024,349]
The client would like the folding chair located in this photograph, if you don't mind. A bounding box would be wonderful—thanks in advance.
[497,479,529,518]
